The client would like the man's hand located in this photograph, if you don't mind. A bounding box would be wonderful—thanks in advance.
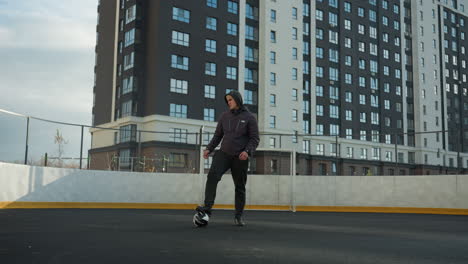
[203,150,210,159]
[239,151,249,160]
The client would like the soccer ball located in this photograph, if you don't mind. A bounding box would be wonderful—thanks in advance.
[193,211,210,227]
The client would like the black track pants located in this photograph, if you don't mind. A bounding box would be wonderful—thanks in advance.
[203,150,249,216]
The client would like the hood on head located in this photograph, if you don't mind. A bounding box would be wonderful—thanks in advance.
[224,90,244,109]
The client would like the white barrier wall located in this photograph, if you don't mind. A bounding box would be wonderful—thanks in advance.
[1,162,468,209]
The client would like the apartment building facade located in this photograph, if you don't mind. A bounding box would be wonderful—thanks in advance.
[90,0,468,175]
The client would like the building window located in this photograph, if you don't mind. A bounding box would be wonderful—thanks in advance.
[226,66,237,80]
[270,72,276,85]
[360,148,368,159]
[245,46,258,62]
[303,140,310,154]
[317,144,324,155]
[204,156,213,169]
[270,31,277,43]
[170,104,188,118]
[292,7,298,19]
[316,28,324,40]
[245,68,257,83]
[329,49,339,62]
[360,113,366,123]
[270,115,276,128]
[206,17,217,30]
[372,148,380,160]
[316,105,323,116]
[271,159,278,173]
[204,85,215,99]
[329,67,339,81]
[207,0,217,8]
[126,5,136,24]
[344,19,351,30]
[119,149,131,168]
[119,125,137,143]
[123,76,137,94]
[244,90,254,105]
[303,41,310,54]
[346,129,352,139]
[345,91,352,102]
[124,52,135,70]
[270,94,276,106]
[269,138,276,148]
[172,30,189,46]
[345,110,352,121]
[317,86,324,97]
[227,44,237,57]
[344,1,351,12]
[345,73,352,84]
[329,12,338,26]
[170,78,187,94]
[316,124,324,135]
[205,62,216,76]
[245,25,257,41]
[330,105,339,119]
[347,147,354,158]
[316,47,323,59]
[345,55,352,66]
[227,22,238,35]
[270,51,276,64]
[292,109,298,122]
[345,38,352,48]
[270,9,277,22]
[169,153,188,168]
[121,100,135,117]
[204,108,215,121]
[227,1,238,14]
[205,39,216,53]
[124,28,135,47]
[292,68,298,80]
[246,4,258,20]
[330,124,339,136]
[292,89,298,101]
[303,120,310,134]
[171,54,189,70]
[172,7,190,23]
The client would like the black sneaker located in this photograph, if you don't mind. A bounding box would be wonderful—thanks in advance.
[234,215,245,226]
[196,205,212,217]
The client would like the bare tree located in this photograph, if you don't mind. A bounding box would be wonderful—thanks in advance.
[54,129,68,167]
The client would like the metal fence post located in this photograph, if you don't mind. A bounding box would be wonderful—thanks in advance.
[290,150,297,212]
[394,133,398,173]
[79,125,84,169]
[138,131,142,158]
[335,135,339,175]
[198,126,205,205]
[199,126,204,174]
[24,117,30,165]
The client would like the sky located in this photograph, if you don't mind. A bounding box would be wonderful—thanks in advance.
[0,0,98,163]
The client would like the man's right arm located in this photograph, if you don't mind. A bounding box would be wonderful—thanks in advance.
[205,113,224,153]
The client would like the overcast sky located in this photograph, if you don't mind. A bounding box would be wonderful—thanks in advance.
[0,0,98,162]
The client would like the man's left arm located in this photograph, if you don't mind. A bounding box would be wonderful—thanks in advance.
[243,115,260,156]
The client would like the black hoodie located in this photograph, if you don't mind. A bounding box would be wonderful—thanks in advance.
[205,90,260,156]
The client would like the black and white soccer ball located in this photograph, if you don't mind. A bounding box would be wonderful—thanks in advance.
[193,211,210,227]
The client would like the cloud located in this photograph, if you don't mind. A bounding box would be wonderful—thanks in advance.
[0,0,97,162]
[0,1,97,51]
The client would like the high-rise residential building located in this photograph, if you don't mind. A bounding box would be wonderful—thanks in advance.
[90,0,468,176]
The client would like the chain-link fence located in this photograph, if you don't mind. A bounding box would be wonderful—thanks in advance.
[2,108,467,175]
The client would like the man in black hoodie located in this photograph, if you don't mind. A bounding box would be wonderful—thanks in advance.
[196,90,260,226]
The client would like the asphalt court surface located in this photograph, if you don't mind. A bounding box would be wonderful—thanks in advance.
[1,209,467,263]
